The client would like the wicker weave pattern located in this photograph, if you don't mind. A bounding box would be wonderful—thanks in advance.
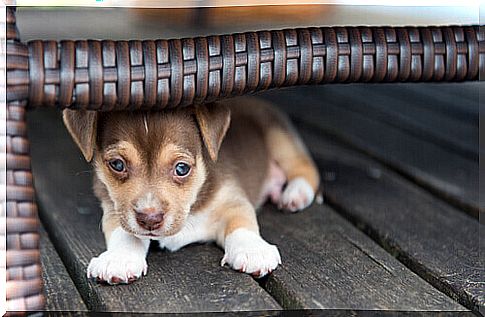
[7,26,484,110]
[5,7,44,312]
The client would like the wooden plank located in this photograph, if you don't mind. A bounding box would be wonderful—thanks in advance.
[257,204,467,311]
[400,82,481,119]
[321,84,478,159]
[291,124,484,314]
[260,86,479,216]
[40,225,88,312]
[27,108,281,313]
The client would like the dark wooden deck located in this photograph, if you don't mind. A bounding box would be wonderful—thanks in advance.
[27,82,483,315]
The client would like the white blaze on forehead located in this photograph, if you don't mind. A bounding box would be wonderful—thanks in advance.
[135,192,159,211]
[143,114,149,135]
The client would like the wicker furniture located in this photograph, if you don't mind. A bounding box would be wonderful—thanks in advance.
[5,6,484,312]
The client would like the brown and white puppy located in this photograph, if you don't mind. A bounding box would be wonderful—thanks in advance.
[63,97,320,284]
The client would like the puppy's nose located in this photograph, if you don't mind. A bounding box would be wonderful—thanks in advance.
[135,208,164,231]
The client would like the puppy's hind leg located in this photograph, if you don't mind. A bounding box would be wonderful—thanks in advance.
[265,107,320,212]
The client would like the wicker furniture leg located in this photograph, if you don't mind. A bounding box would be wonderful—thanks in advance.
[5,7,45,313]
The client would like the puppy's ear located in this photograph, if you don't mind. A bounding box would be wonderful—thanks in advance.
[62,109,98,162]
[194,103,231,161]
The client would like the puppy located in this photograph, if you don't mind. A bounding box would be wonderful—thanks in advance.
[63,97,320,284]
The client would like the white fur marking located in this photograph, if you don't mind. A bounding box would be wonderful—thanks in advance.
[278,177,315,212]
[87,227,149,284]
[156,211,213,251]
[143,114,149,135]
[156,181,247,251]
[135,192,158,211]
[221,228,281,278]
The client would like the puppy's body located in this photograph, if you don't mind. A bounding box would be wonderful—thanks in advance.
[63,97,319,284]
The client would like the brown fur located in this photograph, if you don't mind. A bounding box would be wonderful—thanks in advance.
[63,98,319,247]
[228,97,320,192]
[195,103,231,162]
[63,110,98,161]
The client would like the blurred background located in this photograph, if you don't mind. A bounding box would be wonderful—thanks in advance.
[16,5,479,41]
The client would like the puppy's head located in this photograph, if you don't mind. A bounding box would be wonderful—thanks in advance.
[63,103,230,238]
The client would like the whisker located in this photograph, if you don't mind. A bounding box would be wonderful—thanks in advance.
[75,170,92,176]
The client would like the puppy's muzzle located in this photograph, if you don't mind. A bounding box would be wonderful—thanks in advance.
[135,208,164,231]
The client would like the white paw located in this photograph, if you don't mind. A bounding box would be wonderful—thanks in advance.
[278,177,315,212]
[87,250,147,285]
[221,228,281,278]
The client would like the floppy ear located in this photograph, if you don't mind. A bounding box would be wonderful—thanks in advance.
[194,103,231,162]
[62,109,98,162]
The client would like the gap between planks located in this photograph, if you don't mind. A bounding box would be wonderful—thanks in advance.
[291,123,484,315]
[259,85,479,219]
[28,107,467,313]
[28,108,281,313]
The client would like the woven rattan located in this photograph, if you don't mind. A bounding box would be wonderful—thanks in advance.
[5,7,44,313]
[4,5,484,313]
[7,26,484,110]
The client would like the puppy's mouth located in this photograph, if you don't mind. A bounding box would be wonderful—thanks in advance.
[119,219,163,238]
[119,209,186,239]
[137,232,161,237]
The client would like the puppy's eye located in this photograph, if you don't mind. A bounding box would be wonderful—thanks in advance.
[108,159,126,173]
[174,162,191,177]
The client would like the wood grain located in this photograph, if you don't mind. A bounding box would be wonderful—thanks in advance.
[40,226,87,312]
[291,123,484,314]
[27,108,281,313]
[27,105,469,313]
[321,84,478,159]
[258,204,466,311]
[260,84,479,217]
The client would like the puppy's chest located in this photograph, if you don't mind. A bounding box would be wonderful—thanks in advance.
[156,210,213,251]
[156,179,247,250]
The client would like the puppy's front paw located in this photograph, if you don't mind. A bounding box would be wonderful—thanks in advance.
[221,229,281,278]
[87,250,147,285]
[278,177,315,212]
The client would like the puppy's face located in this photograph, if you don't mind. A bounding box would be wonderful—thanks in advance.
[63,104,230,238]
[95,111,206,237]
